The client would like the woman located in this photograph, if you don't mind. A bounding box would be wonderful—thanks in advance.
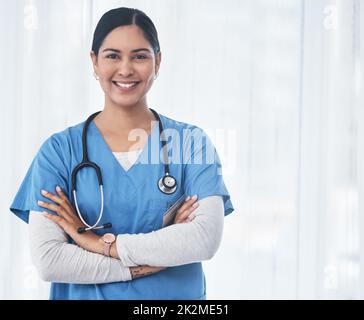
[10,7,234,300]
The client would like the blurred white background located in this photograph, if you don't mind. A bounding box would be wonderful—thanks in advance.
[0,0,362,299]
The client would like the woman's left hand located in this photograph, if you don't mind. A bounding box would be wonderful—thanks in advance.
[38,186,102,254]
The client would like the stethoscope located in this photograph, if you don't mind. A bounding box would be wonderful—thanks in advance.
[73,108,177,233]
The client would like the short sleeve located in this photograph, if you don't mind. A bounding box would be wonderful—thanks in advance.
[10,134,70,223]
[182,127,234,216]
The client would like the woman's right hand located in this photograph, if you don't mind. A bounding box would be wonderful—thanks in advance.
[173,195,199,224]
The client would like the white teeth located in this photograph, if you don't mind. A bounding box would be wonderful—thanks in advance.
[114,82,139,88]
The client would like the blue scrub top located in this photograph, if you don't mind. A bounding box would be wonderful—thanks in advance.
[10,111,234,300]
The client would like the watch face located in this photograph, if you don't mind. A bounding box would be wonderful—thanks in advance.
[103,233,115,243]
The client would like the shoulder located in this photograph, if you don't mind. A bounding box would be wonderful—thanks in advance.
[158,112,205,136]
[39,120,85,156]
[158,112,215,154]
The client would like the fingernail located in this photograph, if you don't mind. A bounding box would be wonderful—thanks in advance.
[56,185,61,192]
[188,213,196,220]
[37,200,44,205]
[192,195,198,200]
[185,196,190,202]
[41,189,48,196]
[42,212,50,216]
[192,202,199,208]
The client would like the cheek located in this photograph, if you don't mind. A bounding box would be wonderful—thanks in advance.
[136,62,155,79]
[98,64,114,77]
[144,78,154,91]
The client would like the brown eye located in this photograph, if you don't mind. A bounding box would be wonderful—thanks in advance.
[106,54,119,59]
[134,55,147,60]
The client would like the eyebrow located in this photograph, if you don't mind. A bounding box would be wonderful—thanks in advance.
[102,48,151,53]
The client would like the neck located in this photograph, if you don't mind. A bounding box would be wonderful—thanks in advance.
[96,99,156,135]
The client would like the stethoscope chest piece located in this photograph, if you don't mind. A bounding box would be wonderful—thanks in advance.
[158,174,177,194]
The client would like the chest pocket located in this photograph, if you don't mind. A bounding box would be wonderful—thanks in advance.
[145,199,169,231]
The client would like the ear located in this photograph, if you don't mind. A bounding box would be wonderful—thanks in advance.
[155,51,161,74]
[90,51,98,71]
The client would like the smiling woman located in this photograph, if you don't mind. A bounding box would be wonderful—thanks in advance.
[9,6,234,300]
[91,23,160,102]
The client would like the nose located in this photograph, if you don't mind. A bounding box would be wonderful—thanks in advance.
[117,59,134,77]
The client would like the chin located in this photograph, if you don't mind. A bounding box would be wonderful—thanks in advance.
[111,97,141,108]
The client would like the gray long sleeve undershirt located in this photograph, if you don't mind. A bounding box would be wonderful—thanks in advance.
[116,195,224,267]
[29,195,224,284]
[29,212,132,283]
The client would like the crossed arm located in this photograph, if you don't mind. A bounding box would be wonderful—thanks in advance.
[29,194,224,284]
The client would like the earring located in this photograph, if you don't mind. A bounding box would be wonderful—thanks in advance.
[153,72,159,80]
[93,72,100,81]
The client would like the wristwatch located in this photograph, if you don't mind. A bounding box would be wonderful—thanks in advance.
[101,233,116,257]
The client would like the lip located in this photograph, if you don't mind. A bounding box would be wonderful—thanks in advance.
[112,81,140,93]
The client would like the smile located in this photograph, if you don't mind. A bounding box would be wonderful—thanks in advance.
[112,81,141,93]
[113,81,140,88]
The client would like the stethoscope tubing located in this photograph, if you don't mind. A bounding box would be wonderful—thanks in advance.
[72,108,177,233]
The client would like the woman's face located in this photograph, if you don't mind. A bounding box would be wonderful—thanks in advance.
[90,25,161,109]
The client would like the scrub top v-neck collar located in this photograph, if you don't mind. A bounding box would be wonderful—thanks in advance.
[89,117,160,176]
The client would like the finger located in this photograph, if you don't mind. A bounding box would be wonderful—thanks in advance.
[43,212,66,227]
[55,186,72,206]
[175,203,199,223]
[178,201,199,220]
[187,212,196,222]
[178,195,197,213]
[177,195,198,214]
[41,189,73,214]
[180,213,197,224]
[56,186,80,219]
[43,212,73,235]
[37,200,70,221]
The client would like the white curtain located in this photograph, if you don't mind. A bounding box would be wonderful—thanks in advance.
[0,0,362,299]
